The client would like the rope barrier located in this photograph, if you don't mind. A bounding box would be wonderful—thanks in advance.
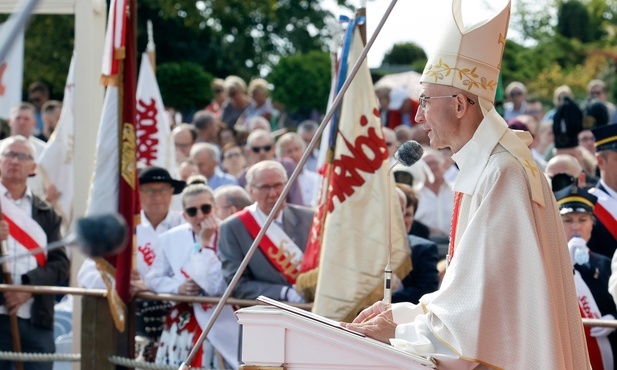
[108,356,209,370]
[0,351,79,362]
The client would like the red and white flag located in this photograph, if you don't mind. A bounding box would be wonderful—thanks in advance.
[136,53,178,177]
[86,0,139,333]
[38,56,75,228]
[0,22,24,120]
[300,27,410,321]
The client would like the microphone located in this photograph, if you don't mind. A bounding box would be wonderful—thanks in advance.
[0,213,129,264]
[384,140,423,304]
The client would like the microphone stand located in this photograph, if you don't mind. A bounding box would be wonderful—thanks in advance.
[383,160,399,304]
[178,0,400,368]
[0,237,77,266]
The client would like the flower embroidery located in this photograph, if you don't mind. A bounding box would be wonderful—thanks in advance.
[424,58,497,91]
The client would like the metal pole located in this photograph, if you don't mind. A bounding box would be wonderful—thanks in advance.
[0,0,39,62]
[179,0,400,368]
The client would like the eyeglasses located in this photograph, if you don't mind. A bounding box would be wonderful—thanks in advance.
[224,152,242,159]
[419,95,475,110]
[251,182,284,193]
[509,91,524,97]
[175,142,192,149]
[140,186,173,196]
[214,88,224,94]
[2,151,33,162]
[185,204,213,217]
[251,145,272,153]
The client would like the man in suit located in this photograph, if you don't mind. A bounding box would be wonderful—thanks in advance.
[218,160,314,302]
[0,135,69,370]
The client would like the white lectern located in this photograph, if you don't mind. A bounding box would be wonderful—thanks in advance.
[236,305,436,369]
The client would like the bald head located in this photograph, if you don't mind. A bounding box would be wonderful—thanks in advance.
[545,154,582,178]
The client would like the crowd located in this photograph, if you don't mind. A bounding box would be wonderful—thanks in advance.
[0,67,614,369]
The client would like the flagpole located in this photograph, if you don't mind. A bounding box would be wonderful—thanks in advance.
[0,209,23,370]
[146,19,155,74]
[179,0,400,367]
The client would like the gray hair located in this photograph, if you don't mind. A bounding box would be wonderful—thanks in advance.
[214,185,253,210]
[246,129,273,147]
[297,120,318,135]
[0,135,36,158]
[181,175,214,208]
[275,132,306,160]
[190,142,221,164]
[192,111,216,130]
[9,102,36,121]
[246,160,287,186]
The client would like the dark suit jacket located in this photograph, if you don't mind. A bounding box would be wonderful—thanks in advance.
[588,183,617,258]
[0,195,69,329]
[218,204,314,300]
[392,235,439,304]
[576,252,617,365]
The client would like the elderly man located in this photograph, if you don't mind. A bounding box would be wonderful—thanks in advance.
[0,136,69,370]
[213,185,252,221]
[218,160,314,301]
[589,124,617,258]
[190,142,237,190]
[237,129,303,205]
[343,1,588,369]
[192,110,220,145]
[171,123,197,164]
[78,167,186,360]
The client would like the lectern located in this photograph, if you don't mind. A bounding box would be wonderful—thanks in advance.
[236,305,436,369]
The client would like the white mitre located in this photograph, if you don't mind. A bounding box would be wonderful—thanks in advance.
[420,0,510,106]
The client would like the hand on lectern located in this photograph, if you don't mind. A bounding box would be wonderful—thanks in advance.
[341,303,396,344]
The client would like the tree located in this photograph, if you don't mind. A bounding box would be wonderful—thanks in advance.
[138,0,348,80]
[268,51,331,115]
[557,0,592,42]
[381,42,426,67]
[156,61,213,113]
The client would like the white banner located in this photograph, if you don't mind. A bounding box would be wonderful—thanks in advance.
[0,23,24,120]
[86,86,119,215]
[136,53,178,177]
[312,28,410,321]
[38,56,75,226]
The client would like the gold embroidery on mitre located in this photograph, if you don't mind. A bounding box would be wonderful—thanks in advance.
[121,123,137,189]
[423,58,497,92]
[267,241,301,279]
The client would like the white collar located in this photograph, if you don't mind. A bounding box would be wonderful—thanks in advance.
[451,111,507,195]
[599,179,617,199]
[0,182,33,202]
[254,202,284,224]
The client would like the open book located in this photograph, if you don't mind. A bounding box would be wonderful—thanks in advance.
[256,295,366,338]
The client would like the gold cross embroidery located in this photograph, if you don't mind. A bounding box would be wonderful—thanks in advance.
[524,159,539,177]
[497,33,506,68]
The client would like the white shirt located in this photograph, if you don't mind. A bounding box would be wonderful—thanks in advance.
[298,169,320,207]
[414,182,454,235]
[0,184,35,319]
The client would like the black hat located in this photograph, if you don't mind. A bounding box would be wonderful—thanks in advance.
[582,98,609,130]
[553,97,583,149]
[138,166,186,194]
[553,184,597,215]
[592,123,617,152]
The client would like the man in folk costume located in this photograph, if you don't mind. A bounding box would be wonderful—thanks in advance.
[555,184,617,370]
[0,136,69,370]
[145,180,239,368]
[77,166,186,361]
[343,1,590,369]
[218,160,314,301]
[589,124,617,257]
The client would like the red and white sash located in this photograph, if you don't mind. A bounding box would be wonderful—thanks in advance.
[574,270,613,370]
[593,187,617,241]
[1,196,47,267]
[236,203,303,284]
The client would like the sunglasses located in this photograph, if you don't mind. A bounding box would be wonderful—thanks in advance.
[185,204,212,217]
[251,145,272,153]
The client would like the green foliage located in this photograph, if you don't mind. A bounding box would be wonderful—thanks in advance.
[268,51,331,114]
[381,42,426,67]
[156,61,213,112]
[557,1,592,42]
[0,14,74,100]
[138,0,342,80]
